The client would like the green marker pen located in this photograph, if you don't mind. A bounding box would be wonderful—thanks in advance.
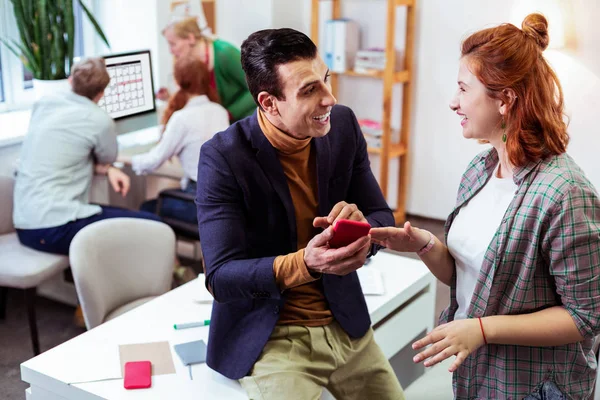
[173,320,210,330]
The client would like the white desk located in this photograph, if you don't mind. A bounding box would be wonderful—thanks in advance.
[22,251,436,399]
[117,126,185,180]
[117,125,161,150]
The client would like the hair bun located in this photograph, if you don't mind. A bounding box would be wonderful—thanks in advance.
[522,13,550,51]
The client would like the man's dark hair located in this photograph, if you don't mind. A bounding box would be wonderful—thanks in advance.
[241,28,318,106]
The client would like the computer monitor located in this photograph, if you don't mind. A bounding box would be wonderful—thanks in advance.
[100,50,158,134]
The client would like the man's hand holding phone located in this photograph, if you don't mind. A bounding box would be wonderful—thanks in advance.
[304,225,371,276]
[313,201,367,229]
[304,200,372,276]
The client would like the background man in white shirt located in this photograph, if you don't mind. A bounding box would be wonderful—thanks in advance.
[14,57,161,256]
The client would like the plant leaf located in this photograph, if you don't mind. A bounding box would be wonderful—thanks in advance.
[0,37,41,77]
[63,0,74,74]
[76,0,110,49]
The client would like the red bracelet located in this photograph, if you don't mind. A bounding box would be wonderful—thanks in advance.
[478,317,488,345]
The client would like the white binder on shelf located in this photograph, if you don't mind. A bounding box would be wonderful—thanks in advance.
[325,20,336,70]
[324,19,360,73]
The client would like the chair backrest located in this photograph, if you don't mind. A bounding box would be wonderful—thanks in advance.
[0,175,15,235]
[69,218,175,329]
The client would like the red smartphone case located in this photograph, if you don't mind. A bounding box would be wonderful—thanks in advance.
[124,361,152,389]
[329,219,371,248]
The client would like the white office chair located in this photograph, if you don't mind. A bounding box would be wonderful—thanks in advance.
[0,175,70,355]
[69,218,175,329]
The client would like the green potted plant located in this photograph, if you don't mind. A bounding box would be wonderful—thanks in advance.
[0,0,111,98]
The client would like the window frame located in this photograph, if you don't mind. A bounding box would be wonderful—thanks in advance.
[0,44,5,105]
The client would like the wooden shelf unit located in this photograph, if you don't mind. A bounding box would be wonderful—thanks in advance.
[333,69,410,83]
[311,0,416,224]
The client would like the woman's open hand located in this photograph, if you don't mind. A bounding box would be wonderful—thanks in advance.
[412,318,485,372]
[369,221,430,253]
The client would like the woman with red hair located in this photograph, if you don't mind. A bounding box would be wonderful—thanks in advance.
[371,13,600,399]
[131,55,229,224]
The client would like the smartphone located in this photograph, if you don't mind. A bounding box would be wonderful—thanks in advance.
[329,219,371,248]
[124,361,152,389]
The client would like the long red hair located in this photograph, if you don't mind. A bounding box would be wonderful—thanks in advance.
[161,56,220,130]
[461,13,569,167]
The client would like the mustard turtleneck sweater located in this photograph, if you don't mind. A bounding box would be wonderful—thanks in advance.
[257,110,333,326]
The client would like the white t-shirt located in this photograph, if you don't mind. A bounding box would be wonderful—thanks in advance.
[447,166,518,320]
[131,95,229,182]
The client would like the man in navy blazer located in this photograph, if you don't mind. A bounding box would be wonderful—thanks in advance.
[196,28,404,399]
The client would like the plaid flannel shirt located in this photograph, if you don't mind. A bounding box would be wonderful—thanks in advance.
[440,148,600,399]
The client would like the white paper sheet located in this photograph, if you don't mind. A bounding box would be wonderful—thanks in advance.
[357,267,385,295]
[58,344,122,385]
[192,277,214,304]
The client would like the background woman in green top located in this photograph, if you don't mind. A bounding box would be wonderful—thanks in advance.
[158,17,256,122]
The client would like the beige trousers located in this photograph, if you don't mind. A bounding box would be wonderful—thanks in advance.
[239,321,405,400]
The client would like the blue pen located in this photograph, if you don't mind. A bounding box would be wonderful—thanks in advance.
[173,320,211,330]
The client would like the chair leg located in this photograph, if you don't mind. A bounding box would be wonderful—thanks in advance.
[0,287,7,320]
[192,241,198,260]
[156,196,164,216]
[24,288,40,355]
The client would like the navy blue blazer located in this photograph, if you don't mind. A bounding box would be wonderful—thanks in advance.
[196,105,394,379]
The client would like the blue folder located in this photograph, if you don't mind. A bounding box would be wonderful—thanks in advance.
[173,340,207,366]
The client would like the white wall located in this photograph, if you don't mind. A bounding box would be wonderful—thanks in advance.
[88,0,160,86]
[82,0,600,220]
[156,0,173,93]
[410,0,600,219]
[570,0,600,77]
[217,0,272,47]
[295,0,600,220]
[407,0,511,219]
[271,0,306,32]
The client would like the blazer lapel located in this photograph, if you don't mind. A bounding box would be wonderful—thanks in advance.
[314,136,331,217]
[249,116,298,247]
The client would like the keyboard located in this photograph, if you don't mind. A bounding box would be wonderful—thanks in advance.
[117,125,161,155]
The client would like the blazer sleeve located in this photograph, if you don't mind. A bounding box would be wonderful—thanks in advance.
[345,108,395,255]
[196,141,282,303]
